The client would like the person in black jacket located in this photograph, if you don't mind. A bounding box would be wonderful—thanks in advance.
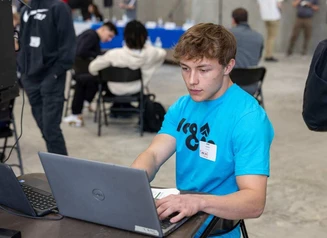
[18,0,76,155]
[63,22,117,127]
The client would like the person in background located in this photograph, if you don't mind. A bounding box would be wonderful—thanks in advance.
[119,0,137,22]
[287,0,319,56]
[230,8,264,95]
[88,20,166,117]
[257,0,283,62]
[88,2,103,22]
[131,23,274,238]
[18,0,76,155]
[63,22,117,127]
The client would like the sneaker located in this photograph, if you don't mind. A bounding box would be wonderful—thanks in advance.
[264,57,278,62]
[63,114,84,127]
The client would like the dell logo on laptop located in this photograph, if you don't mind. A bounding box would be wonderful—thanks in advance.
[92,189,105,201]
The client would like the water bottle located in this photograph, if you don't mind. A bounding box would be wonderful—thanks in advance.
[146,36,152,46]
[154,37,162,48]
[157,17,163,27]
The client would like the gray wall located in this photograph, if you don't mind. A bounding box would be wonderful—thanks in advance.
[94,0,327,54]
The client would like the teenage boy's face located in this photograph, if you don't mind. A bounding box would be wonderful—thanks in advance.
[179,57,234,102]
[101,28,116,43]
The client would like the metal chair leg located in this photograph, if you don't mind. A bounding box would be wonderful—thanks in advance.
[64,71,73,117]
[240,220,249,238]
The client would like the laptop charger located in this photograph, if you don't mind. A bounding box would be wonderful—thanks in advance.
[0,228,21,238]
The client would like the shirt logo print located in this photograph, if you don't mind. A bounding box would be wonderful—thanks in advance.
[177,118,215,151]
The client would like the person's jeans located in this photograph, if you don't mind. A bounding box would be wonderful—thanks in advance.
[22,72,68,155]
[71,76,98,115]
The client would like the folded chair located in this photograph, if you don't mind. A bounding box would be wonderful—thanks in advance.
[200,217,248,238]
[96,67,143,137]
[0,99,23,175]
[230,67,266,108]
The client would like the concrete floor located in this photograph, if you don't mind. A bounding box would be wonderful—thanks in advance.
[7,53,327,237]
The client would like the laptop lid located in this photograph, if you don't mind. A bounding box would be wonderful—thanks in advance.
[38,152,165,237]
[0,163,36,216]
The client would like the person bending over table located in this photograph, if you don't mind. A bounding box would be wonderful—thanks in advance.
[131,23,274,237]
[63,22,117,127]
[88,20,166,118]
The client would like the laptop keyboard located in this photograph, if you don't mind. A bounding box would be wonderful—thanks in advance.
[160,212,179,229]
[160,218,174,229]
[21,183,57,215]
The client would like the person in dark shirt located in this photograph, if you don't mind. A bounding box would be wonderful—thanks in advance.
[18,0,76,155]
[287,0,319,56]
[229,8,264,95]
[63,22,117,127]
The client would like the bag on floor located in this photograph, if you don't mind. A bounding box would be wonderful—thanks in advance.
[143,94,166,132]
[303,39,327,131]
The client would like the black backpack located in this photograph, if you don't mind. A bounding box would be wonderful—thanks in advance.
[142,94,166,132]
[302,39,327,131]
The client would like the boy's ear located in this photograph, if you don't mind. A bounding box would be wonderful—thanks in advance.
[224,59,235,75]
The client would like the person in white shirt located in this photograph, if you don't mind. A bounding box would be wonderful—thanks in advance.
[257,0,283,62]
[89,20,166,96]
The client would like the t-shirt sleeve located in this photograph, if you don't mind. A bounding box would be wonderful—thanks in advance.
[158,100,181,138]
[232,109,274,177]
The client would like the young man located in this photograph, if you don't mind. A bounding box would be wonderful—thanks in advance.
[131,23,274,237]
[287,0,319,56]
[63,22,118,127]
[18,0,76,155]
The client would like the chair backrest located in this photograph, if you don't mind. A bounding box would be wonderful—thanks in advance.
[73,57,93,75]
[230,67,266,86]
[99,67,142,83]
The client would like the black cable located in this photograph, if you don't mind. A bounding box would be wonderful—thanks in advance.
[3,89,25,163]
[0,205,64,221]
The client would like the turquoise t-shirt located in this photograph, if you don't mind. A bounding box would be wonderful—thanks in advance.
[158,84,274,237]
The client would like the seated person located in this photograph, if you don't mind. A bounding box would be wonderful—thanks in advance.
[229,8,264,95]
[88,3,103,22]
[63,22,117,127]
[131,23,274,237]
[88,20,166,109]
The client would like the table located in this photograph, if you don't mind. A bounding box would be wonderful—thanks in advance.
[0,173,209,238]
[90,23,185,50]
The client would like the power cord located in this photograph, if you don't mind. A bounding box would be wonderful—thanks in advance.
[0,205,64,221]
[3,89,25,164]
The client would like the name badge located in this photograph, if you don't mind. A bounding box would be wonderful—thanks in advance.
[30,36,41,48]
[199,141,217,162]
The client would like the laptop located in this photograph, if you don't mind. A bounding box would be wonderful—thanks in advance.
[0,163,57,217]
[38,152,189,237]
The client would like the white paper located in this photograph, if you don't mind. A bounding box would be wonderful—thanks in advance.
[151,188,180,199]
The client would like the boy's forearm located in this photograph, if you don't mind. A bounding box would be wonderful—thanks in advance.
[131,150,158,181]
[197,189,266,220]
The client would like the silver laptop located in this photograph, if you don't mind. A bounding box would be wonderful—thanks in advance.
[38,152,188,237]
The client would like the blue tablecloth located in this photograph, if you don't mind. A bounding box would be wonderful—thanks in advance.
[91,23,185,50]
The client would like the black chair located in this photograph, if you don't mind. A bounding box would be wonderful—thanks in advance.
[64,57,93,117]
[200,217,248,238]
[96,66,143,137]
[230,67,266,108]
[0,99,23,175]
